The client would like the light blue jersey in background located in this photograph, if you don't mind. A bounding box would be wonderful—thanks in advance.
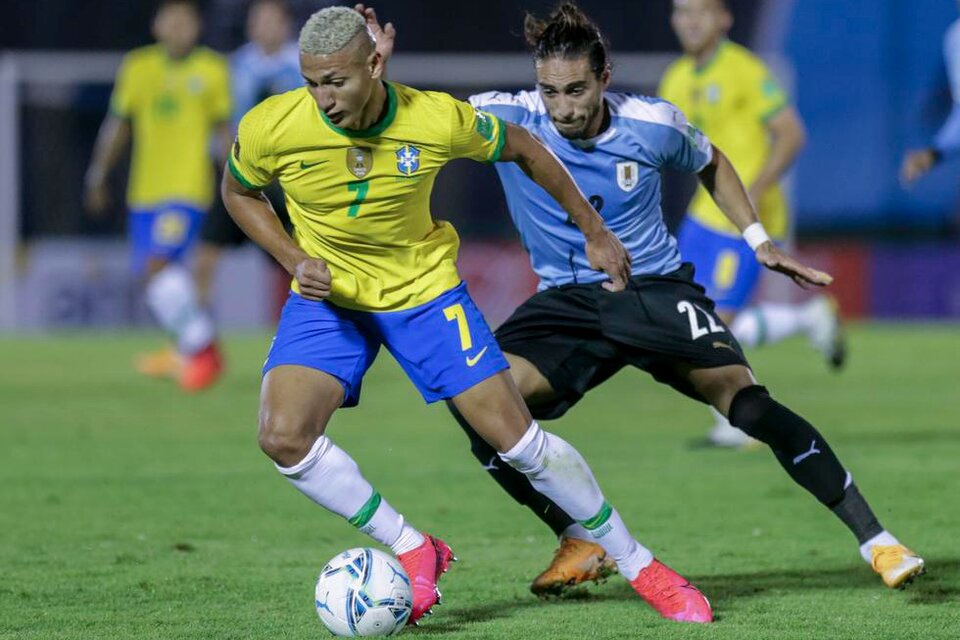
[934,18,960,158]
[230,41,301,128]
[470,90,713,289]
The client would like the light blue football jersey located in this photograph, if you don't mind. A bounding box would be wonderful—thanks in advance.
[231,41,302,127]
[934,18,960,158]
[469,90,713,289]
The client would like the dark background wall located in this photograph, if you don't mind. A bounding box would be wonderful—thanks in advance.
[0,0,759,53]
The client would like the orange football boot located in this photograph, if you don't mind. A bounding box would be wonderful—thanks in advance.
[135,345,182,379]
[871,544,925,589]
[530,536,618,597]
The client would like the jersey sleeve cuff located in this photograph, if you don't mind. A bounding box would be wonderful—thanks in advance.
[486,117,508,164]
[760,101,788,123]
[108,105,131,120]
[228,154,265,190]
[694,143,714,173]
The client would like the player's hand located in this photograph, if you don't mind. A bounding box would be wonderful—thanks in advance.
[354,4,395,62]
[294,257,333,301]
[755,242,833,289]
[585,227,632,292]
[83,177,111,216]
[899,148,938,186]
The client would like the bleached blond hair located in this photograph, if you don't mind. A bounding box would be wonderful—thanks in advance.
[298,6,372,55]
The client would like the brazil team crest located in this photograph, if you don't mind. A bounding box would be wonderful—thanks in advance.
[396,145,420,176]
[474,109,496,141]
[346,146,373,178]
[616,161,639,192]
[186,75,205,95]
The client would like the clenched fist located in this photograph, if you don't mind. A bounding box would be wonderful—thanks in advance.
[295,258,333,301]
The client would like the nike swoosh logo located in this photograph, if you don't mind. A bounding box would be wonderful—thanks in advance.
[713,341,736,352]
[465,346,489,367]
[300,160,325,169]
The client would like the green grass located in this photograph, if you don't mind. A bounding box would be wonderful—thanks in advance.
[1,324,958,639]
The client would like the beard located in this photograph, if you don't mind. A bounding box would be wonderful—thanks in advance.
[554,101,603,140]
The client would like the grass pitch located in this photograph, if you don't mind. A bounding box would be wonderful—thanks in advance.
[1,324,958,639]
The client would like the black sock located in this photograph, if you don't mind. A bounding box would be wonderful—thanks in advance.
[728,385,882,542]
[446,400,574,537]
[831,483,884,544]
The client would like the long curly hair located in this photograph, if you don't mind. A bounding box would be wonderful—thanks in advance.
[523,3,610,77]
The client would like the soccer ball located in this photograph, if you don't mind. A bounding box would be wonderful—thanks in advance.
[314,547,413,637]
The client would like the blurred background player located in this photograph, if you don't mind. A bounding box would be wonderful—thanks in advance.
[660,0,845,447]
[900,2,960,184]
[195,0,301,307]
[83,0,230,391]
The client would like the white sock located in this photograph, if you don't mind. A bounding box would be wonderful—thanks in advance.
[145,264,215,355]
[731,303,808,348]
[500,422,653,580]
[561,523,592,542]
[710,406,730,429]
[705,407,756,448]
[859,530,900,564]
[276,435,424,554]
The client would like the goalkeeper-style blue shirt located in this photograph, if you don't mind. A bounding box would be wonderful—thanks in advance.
[470,90,712,289]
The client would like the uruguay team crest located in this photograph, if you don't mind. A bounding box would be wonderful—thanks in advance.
[346,146,373,178]
[616,161,639,192]
[396,145,420,176]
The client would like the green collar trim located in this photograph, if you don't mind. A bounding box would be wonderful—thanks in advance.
[694,39,727,76]
[320,82,397,138]
[162,45,198,64]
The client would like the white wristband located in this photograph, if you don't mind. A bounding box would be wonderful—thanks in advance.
[742,223,771,251]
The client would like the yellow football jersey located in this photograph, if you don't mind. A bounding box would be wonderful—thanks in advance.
[659,40,789,238]
[110,45,231,209]
[229,82,506,312]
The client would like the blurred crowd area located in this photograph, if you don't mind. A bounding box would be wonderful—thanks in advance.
[0,0,757,52]
[2,0,960,327]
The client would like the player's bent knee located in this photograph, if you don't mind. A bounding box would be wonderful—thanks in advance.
[689,364,755,415]
[728,385,789,446]
[504,353,556,404]
[257,409,315,465]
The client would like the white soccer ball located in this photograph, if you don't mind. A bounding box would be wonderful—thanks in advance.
[314,547,413,637]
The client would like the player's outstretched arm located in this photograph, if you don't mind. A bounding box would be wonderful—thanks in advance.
[901,100,960,185]
[84,114,130,215]
[699,145,832,289]
[221,169,331,301]
[498,123,631,291]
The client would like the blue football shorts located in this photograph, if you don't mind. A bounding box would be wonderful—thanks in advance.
[263,282,509,407]
[129,203,205,275]
[677,215,766,313]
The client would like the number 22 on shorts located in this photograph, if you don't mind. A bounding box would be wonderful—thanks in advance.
[677,300,725,340]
